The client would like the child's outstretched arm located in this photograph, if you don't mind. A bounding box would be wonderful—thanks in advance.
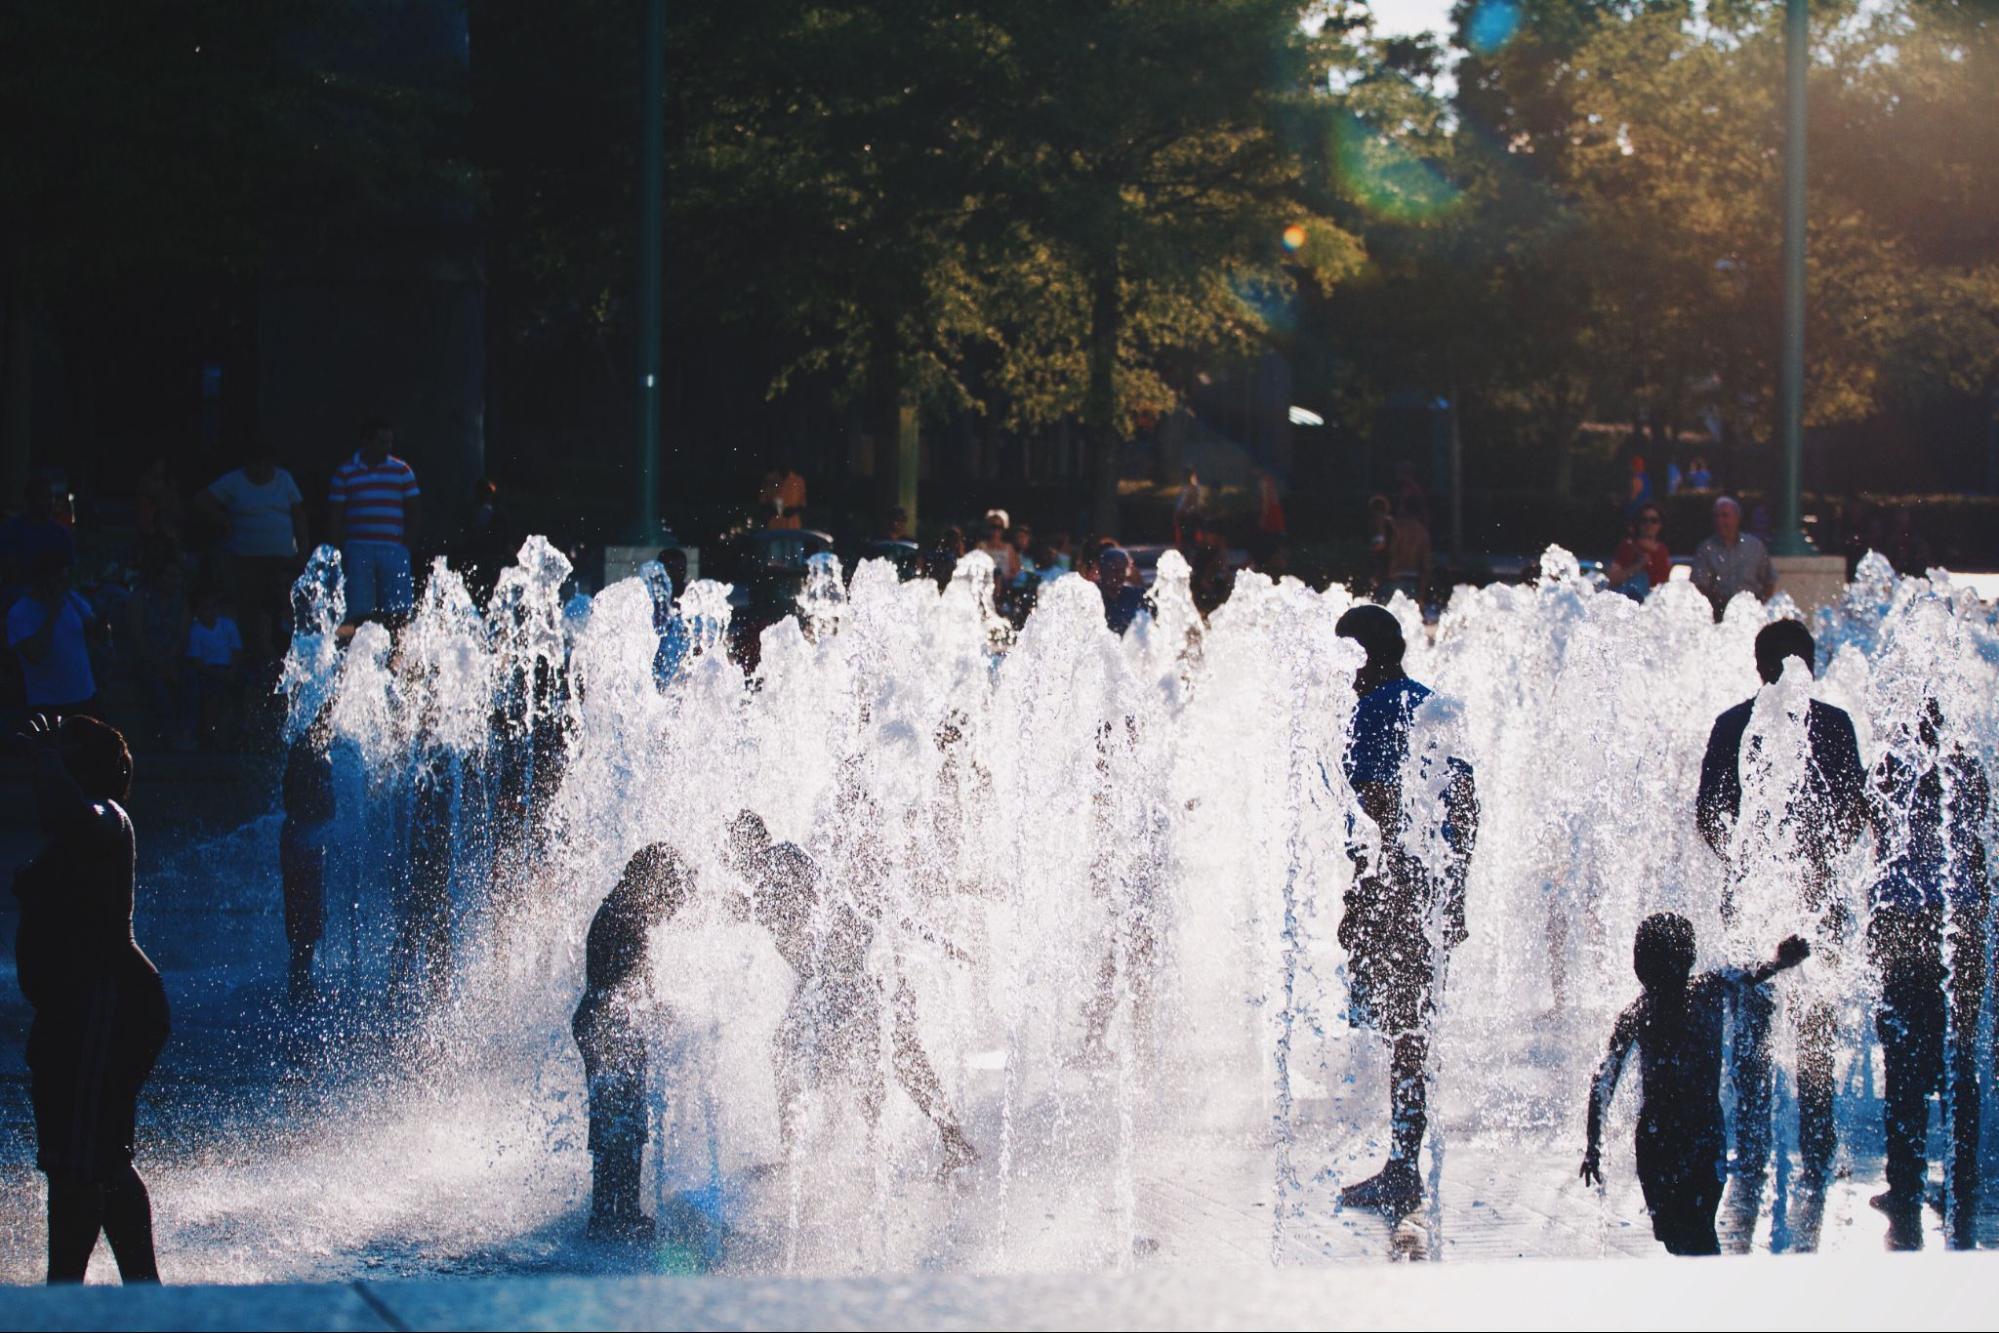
[1582,1005,1640,1186]
[1708,935,1810,992]
[1742,934,1811,987]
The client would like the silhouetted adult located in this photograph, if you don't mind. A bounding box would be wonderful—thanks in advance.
[1,477,76,611]
[195,451,307,665]
[921,526,967,591]
[454,478,523,607]
[572,842,691,1239]
[11,714,169,1283]
[1333,605,1479,1216]
[1607,505,1671,601]
[975,510,1019,583]
[758,455,807,530]
[1865,699,1988,1235]
[1383,497,1432,604]
[1097,547,1145,635]
[7,553,100,717]
[327,419,422,626]
[1695,620,1866,1182]
[1690,496,1774,620]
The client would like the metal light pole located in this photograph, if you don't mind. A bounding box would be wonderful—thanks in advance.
[1775,0,1810,555]
[635,0,666,544]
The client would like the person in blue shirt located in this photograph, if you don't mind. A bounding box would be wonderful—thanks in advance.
[1332,605,1478,1217]
[1865,698,1988,1233]
[1097,547,1146,635]
[648,549,692,691]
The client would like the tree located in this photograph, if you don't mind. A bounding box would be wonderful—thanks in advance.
[986,0,1361,535]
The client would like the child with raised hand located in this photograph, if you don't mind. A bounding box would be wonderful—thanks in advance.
[1581,913,1809,1255]
[11,713,170,1283]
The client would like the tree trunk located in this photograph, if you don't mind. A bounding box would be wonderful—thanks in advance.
[2,267,30,504]
[865,304,905,532]
[1085,259,1121,539]
[1447,362,1464,563]
[1547,377,1578,498]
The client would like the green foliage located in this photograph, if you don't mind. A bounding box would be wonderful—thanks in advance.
[1,0,470,293]
[1304,0,1999,498]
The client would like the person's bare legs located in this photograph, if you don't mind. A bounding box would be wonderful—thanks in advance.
[1795,999,1838,1180]
[889,975,975,1170]
[1080,929,1120,1056]
[45,1175,100,1284]
[101,1165,160,1282]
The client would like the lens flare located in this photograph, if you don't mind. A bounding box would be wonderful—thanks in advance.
[1333,113,1461,223]
[1468,0,1523,55]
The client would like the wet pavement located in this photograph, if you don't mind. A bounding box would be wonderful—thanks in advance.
[0,1250,1994,1331]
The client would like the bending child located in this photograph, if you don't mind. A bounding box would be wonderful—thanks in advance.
[572,842,691,1239]
[724,810,975,1175]
[1581,913,1809,1255]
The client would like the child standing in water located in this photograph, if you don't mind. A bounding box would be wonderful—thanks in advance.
[279,708,335,1010]
[572,842,691,1239]
[11,714,171,1283]
[1582,914,1809,1255]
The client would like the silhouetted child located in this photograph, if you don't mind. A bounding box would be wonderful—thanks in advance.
[279,710,335,1009]
[184,588,243,747]
[1581,913,1809,1255]
[723,810,976,1175]
[395,746,455,1019]
[12,714,170,1283]
[572,842,691,1239]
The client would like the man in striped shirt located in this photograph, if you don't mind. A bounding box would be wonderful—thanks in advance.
[328,420,423,624]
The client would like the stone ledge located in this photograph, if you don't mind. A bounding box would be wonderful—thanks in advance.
[1773,553,1849,615]
[0,1251,1992,1332]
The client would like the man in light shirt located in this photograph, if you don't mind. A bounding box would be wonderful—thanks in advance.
[1690,496,1774,620]
[327,420,422,625]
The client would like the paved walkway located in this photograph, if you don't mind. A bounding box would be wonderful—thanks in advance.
[0,1251,1993,1331]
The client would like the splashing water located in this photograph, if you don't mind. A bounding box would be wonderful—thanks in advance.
[214,540,1999,1276]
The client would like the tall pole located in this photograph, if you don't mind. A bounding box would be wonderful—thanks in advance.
[635,0,666,544]
[1775,0,1809,555]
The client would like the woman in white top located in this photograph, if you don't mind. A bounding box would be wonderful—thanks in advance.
[196,453,307,665]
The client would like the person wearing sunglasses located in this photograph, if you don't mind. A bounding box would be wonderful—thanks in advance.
[1607,507,1672,601]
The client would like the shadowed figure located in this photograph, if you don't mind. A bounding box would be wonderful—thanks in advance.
[1078,719,1162,1063]
[279,707,335,1012]
[1583,914,1809,1256]
[572,842,692,1239]
[1695,620,1865,1190]
[724,810,975,1176]
[1333,606,1479,1219]
[396,746,456,1021]
[11,714,171,1284]
[1865,698,1989,1245]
